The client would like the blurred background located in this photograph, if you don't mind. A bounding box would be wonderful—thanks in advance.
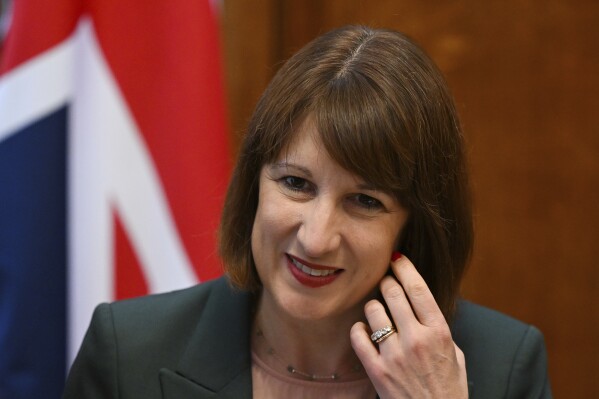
[0,1,597,398]
[220,1,598,398]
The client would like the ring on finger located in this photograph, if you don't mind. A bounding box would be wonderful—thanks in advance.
[370,325,397,344]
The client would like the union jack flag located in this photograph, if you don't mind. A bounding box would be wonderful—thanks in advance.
[0,1,229,397]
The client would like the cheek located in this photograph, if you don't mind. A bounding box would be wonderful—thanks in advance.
[252,191,299,252]
[353,223,402,277]
[251,206,276,277]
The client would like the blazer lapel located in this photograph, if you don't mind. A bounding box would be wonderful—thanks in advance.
[159,368,252,399]
[160,368,217,398]
[160,278,255,399]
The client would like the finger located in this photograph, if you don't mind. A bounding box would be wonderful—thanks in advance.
[391,254,444,327]
[379,275,418,332]
[349,321,380,368]
[363,299,398,347]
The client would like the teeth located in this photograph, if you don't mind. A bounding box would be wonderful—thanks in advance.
[291,257,335,277]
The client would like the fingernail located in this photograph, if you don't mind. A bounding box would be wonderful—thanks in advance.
[391,251,402,262]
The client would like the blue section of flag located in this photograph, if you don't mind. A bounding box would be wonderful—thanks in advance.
[0,107,68,399]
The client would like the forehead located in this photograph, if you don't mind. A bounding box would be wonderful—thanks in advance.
[277,116,322,158]
[274,119,338,178]
[273,117,387,193]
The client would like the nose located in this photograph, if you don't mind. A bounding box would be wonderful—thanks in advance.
[296,198,341,258]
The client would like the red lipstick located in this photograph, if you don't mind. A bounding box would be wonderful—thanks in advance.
[286,254,341,288]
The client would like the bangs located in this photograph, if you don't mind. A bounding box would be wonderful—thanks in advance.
[311,73,416,202]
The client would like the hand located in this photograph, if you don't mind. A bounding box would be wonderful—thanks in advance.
[350,254,468,399]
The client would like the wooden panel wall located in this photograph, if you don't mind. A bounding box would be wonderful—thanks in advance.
[221,1,599,397]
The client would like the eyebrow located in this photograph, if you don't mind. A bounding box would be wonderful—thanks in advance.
[269,162,313,178]
[356,182,379,191]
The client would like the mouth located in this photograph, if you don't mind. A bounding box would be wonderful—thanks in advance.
[289,256,337,276]
[286,254,342,288]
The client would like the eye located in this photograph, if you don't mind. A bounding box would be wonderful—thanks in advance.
[280,176,312,193]
[350,194,384,211]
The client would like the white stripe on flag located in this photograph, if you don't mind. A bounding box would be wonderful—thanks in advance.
[68,18,198,363]
[0,39,74,143]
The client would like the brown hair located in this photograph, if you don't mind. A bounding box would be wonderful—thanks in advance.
[218,25,472,321]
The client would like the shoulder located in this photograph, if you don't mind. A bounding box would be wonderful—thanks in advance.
[107,276,227,324]
[452,300,532,345]
[104,276,243,350]
[452,301,552,398]
[64,277,250,399]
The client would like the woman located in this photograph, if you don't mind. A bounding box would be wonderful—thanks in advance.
[64,26,551,398]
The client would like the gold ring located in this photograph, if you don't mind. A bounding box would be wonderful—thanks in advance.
[370,325,397,343]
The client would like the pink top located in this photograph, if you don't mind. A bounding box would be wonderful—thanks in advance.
[251,351,377,399]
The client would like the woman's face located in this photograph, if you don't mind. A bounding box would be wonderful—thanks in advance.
[251,117,409,322]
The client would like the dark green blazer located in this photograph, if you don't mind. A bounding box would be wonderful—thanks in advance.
[63,277,552,398]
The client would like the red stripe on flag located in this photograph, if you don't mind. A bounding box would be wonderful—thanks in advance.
[0,0,82,75]
[114,211,149,300]
[88,1,229,282]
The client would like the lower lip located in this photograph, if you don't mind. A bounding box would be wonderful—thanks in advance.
[287,256,341,288]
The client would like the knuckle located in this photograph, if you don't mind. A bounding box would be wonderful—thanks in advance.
[363,300,384,318]
[349,324,363,341]
[406,334,428,356]
[384,285,405,301]
[406,282,428,297]
[435,326,453,345]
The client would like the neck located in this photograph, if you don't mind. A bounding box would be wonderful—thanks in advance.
[252,290,366,380]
